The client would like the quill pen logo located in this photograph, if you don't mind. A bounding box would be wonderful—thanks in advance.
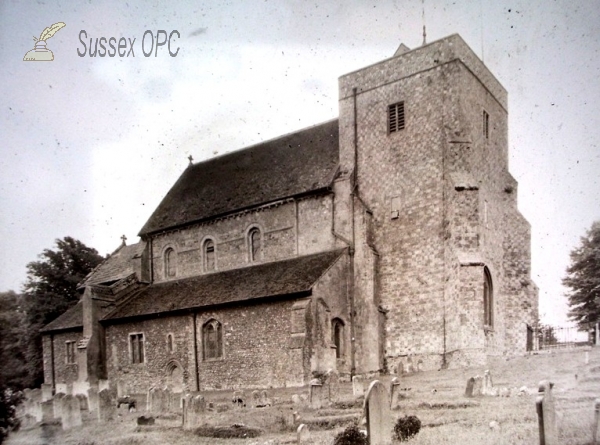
[23,22,66,61]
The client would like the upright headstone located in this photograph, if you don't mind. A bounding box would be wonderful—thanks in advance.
[473,376,483,396]
[40,400,54,422]
[98,388,117,423]
[352,375,365,397]
[465,377,475,398]
[259,390,270,407]
[297,423,310,444]
[76,393,88,411]
[483,370,494,395]
[390,377,402,408]
[251,390,260,408]
[55,383,68,395]
[536,380,558,445]
[183,395,205,430]
[309,379,325,409]
[41,384,53,402]
[365,380,392,445]
[53,393,66,420]
[593,398,600,444]
[325,370,340,403]
[88,384,99,414]
[61,395,82,430]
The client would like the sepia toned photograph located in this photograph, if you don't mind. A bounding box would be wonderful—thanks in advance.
[1,1,599,443]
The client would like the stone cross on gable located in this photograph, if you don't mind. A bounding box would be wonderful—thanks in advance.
[120,235,127,246]
[188,155,194,165]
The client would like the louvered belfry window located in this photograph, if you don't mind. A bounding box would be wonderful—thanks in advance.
[388,101,405,133]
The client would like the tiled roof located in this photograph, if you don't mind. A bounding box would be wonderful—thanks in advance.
[105,249,346,321]
[79,242,146,287]
[40,301,83,333]
[138,120,339,236]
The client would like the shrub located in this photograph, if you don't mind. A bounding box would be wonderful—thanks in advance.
[194,424,262,439]
[333,425,368,445]
[394,415,421,441]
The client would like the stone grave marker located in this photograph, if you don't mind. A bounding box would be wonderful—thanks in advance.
[98,388,117,423]
[297,423,310,444]
[61,395,82,430]
[326,369,340,403]
[53,393,65,420]
[259,389,270,407]
[309,378,325,409]
[76,393,88,411]
[352,375,365,397]
[483,370,494,395]
[465,377,475,398]
[40,400,54,422]
[251,390,260,408]
[536,380,558,445]
[41,384,53,402]
[593,398,600,444]
[183,395,205,430]
[88,384,99,414]
[390,377,402,408]
[365,380,392,445]
[473,376,483,396]
[55,383,67,395]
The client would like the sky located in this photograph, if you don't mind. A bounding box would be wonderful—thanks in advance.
[0,0,599,327]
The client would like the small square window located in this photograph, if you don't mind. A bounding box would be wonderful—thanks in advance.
[130,333,145,364]
[388,102,405,133]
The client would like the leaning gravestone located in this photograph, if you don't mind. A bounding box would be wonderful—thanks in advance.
[61,395,82,430]
[536,380,558,445]
[352,375,365,397]
[297,423,310,444]
[98,388,117,423]
[365,380,392,445]
[390,377,402,408]
[309,378,325,409]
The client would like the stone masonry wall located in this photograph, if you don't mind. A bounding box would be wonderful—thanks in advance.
[151,196,336,283]
[43,330,83,387]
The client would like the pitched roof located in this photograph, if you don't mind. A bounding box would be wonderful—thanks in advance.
[138,120,339,236]
[79,242,146,287]
[40,301,83,333]
[105,249,346,321]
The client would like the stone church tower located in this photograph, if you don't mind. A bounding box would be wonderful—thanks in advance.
[41,35,538,395]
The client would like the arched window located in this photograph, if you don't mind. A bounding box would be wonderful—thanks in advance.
[483,267,493,328]
[332,318,345,359]
[166,333,174,353]
[203,319,223,360]
[204,239,215,272]
[165,248,176,278]
[248,227,262,262]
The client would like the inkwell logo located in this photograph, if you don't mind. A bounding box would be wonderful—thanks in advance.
[23,22,66,61]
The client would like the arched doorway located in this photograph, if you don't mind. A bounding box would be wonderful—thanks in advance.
[165,360,184,393]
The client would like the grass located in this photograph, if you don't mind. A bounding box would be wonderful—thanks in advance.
[7,347,600,445]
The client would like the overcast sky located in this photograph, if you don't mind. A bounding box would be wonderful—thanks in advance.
[1,0,599,326]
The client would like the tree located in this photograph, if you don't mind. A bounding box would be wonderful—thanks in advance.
[564,221,600,330]
[22,237,104,387]
[0,291,28,390]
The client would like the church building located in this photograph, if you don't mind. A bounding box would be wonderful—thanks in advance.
[41,34,538,395]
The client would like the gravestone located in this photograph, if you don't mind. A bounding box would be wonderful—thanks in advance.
[325,370,340,403]
[55,383,68,395]
[98,388,117,423]
[309,379,325,409]
[40,400,54,422]
[53,393,65,420]
[473,376,483,396]
[61,395,82,430]
[41,384,53,402]
[183,395,205,430]
[465,377,475,398]
[483,370,494,395]
[259,390,270,407]
[352,375,365,397]
[365,380,392,445]
[148,388,170,413]
[88,384,99,414]
[536,380,558,445]
[297,423,310,444]
[390,377,402,408]
[251,390,260,408]
[76,393,88,411]
[593,398,600,444]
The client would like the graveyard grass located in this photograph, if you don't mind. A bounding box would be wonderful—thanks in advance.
[7,347,600,445]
